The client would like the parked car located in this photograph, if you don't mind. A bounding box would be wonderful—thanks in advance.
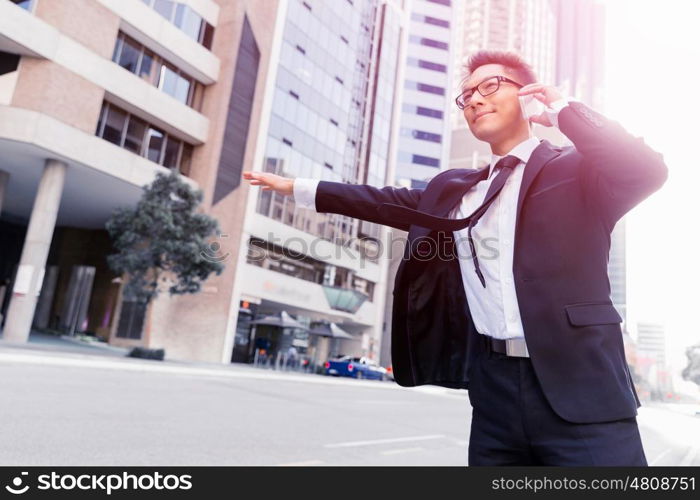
[384,364,395,381]
[324,356,388,380]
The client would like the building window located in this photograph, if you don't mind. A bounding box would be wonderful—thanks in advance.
[124,115,148,154]
[141,0,215,49]
[246,237,375,300]
[401,128,442,144]
[145,128,165,163]
[412,154,440,168]
[425,0,451,6]
[159,62,192,103]
[113,35,141,73]
[138,48,157,81]
[153,0,174,19]
[409,35,448,51]
[115,300,147,339]
[95,102,194,174]
[402,103,443,119]
[174,3,203,40]
[112,33,203,110]
[163,135,182,169]
[352,276,375,302]
[411,13,450,28]
[419,60,447,73]
[100,105,128,146]
[246,237,324,284]
[405,80,445,96]
[9,0,34,12]
[417,82,445,96]
[417,106,443,119]
[407,57,447,73]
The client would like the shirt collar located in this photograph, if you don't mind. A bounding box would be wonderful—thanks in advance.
[488,136,541,178]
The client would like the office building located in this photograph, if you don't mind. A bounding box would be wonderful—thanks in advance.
[0,0,407,367]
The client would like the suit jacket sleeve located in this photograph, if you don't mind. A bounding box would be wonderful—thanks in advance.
[314,180,424,232]
[557,101,669,227]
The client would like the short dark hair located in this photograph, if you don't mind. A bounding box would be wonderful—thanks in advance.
[460,50,538,92]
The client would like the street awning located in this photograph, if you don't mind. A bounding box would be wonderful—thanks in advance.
[308,321,354,339]
[249,310,308,330]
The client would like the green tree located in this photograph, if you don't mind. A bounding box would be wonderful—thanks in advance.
[106,171,225,305]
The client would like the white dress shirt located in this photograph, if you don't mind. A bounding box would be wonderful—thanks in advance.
[292,99,572,340]
[451,135,539,339]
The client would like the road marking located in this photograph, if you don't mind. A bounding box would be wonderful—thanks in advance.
[275,459,325,466]
[680,446,699,466]
[324,434,446,448]
[650,449,672,465]
[380,447,424,455]
[351,400,415,405]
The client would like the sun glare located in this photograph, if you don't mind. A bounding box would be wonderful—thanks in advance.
[602,0,700,379]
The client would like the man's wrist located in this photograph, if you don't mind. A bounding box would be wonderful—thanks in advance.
[293,178,320,210]
[545,96,579,128]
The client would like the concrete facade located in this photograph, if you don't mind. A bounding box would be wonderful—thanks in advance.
[0,0,397,369]
[0,0,215,353]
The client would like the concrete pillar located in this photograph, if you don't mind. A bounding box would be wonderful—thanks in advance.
[3,159,66,343]
[0,170,8,214]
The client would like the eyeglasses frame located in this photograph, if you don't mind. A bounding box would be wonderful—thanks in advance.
[455,75,524,110]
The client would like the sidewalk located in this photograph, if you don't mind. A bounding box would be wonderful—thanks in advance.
[0,330,129,357]
[0,334,467,399]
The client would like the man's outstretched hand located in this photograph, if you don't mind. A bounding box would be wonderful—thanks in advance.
[242,171,294,196]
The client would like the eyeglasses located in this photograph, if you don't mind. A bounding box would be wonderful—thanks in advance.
[455,75,523,110]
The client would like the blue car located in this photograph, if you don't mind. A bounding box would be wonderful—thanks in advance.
[324,356,388,380]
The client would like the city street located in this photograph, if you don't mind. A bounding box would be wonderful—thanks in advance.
[0,346,698,466]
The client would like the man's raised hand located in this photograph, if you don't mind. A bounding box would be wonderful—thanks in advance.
[518,83,564,127]
[242,171,294,196]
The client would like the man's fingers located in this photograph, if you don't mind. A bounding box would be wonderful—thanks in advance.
[243,171,268,179]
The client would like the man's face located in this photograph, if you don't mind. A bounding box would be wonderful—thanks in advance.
[461,64,525,143]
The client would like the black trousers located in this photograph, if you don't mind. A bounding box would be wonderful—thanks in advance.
[467,333,647,466]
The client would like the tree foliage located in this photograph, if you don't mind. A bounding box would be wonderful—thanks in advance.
[106,171,224,304]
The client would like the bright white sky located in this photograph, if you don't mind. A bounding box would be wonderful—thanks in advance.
[601,0,700,380]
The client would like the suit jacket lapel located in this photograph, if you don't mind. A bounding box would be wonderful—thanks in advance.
[515,139,561,223]
[408,140,561,242]
[434,167,490,217]
[441,139,561,222]
[409,166,489,241]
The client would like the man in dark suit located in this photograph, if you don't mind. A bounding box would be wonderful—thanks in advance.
[243,50,668,465]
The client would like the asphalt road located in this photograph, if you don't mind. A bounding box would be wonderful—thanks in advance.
[0,348,697,466]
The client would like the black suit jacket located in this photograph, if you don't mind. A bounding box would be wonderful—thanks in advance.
[313,101,668,423]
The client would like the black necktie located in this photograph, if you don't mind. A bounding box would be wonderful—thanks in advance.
[377,155,521,287]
